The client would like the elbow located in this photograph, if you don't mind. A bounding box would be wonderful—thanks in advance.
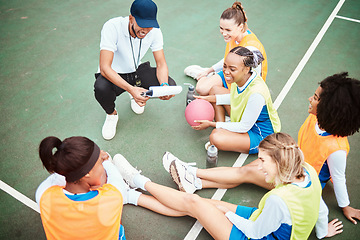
[99,66,108,78]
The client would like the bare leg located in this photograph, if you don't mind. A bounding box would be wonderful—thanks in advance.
[198,159,273,190]
[208,86,231,121]
[144,181,233,240]
[137,194,186,217]
[210,128,250,153]
[196,75,223,96]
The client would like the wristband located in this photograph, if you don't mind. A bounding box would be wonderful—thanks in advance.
[160,82,169,86]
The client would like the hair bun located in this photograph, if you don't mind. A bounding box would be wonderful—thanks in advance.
[247,50,264,68]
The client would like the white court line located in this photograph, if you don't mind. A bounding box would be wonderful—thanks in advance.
[184,154,248,240]
[335,15,360,23]
[0,180,40,213]
[184,0,345,239]
[273,0,345,109]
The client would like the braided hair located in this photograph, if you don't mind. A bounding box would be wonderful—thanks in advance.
[229,46,264,71]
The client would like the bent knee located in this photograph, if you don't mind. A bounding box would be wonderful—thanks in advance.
[209,129,225,145]
[183,193,203,210]
[209,85,227,95]
[195,82,210,96]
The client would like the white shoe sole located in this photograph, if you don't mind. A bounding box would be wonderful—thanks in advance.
[170,162,187,192]
[169,161,196,194]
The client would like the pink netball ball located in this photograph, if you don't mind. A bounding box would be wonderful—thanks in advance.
[185,99,215,126]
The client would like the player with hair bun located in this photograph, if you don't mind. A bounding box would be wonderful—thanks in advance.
[36,136,187,239]
[184,1,268,96]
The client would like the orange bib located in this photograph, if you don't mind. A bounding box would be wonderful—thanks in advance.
[40,184,123,240]
[298,114,349,174]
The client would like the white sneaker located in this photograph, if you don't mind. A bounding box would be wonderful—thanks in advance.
[184,65,208,79]
[112,154,141,189]
[129,93,145,114]
[169,160,201,194]
[205,141,211,150]
[162,152,192,173]
[102,114,118,140]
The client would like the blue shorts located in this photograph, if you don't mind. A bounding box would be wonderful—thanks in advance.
[248,119,274,154]
[219,71,274,154]
[217,71,229,89]
[119,224,126,240]
[319,160,331,189]
[229,205,257,240]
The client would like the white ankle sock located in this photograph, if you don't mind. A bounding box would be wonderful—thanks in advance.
[126,189,142,205]
[133,174,151,191]
[190,167,202,189]
[189,166,198,177]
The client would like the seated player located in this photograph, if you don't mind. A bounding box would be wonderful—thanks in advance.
[193,46,280,155]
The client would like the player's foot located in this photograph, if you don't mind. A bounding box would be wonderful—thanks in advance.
[162,152,194,173]
[184,65,208,79]
[112,154,141,189]
[205,141,211,150]
[169,159,201,194]
[102,113,118,140]
[124,188,142,206]
[129,93,145,114]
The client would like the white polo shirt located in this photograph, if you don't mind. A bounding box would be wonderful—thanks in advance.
[99,16,163,74]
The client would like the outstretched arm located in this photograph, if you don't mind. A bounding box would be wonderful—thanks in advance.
[327,150,359,224]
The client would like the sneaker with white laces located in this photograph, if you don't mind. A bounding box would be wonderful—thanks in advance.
[102,113,118,140]
[162,151,192,173]
[169,160,201,194]
[128,93,145,114]
[112,154,141,189]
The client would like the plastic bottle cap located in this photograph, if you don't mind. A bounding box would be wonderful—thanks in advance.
[207,145,218,156]
[188,85,194,91]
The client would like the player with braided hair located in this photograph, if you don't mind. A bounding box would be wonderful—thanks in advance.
[193,46,280,155]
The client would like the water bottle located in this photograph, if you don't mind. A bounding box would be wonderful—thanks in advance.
[206,145,218,168]
[186,84,195,106]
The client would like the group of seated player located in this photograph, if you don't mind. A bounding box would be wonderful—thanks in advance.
[35,1,360,239]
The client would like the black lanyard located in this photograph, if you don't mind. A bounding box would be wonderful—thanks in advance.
[129,35,142,70]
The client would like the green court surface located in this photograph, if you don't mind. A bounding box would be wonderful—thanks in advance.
[1,0,359,239]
